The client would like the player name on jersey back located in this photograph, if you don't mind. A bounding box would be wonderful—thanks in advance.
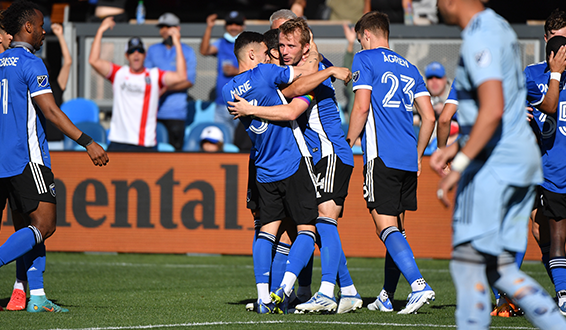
[229,79,252,99]
[0,57,19,67]
[382,52,408,68]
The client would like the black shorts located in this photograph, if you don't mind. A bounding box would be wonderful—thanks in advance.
[0,163,57,217]
[315,154,352,207]
[363,157,417,216]
[246,157,259,211]
[257,157,318,226]
[540,187,566,220]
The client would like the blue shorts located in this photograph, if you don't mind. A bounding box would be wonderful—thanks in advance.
[452,164,534,256]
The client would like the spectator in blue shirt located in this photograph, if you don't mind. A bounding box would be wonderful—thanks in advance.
[145,13,197,151]
[199,11,245,141]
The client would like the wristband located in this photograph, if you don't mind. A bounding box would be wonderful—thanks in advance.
[550,72,561,82]
[76,133,94,148]
[451,152,470,173]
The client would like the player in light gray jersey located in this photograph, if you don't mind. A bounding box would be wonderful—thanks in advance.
[432,0,566,328]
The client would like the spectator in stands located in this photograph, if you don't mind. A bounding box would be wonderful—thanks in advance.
[269,9,297,29]
[43,23,73,150]
[89,17,187,151]
[425,61,451,117]
[200,126,224,152]
[145,13,197,151]
[199,11,245,141]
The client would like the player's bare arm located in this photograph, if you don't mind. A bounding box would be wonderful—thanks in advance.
[227,93,310,120]
[33,93,109,167]
[414,95,436,175]
[346,89,371,148]
[436,102,458,149]
[538,45,566,114]
[88,17,115,78]
[282,66,351,99]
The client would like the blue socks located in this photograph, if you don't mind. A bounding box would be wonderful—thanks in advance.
[285,231,315,276]
[24,243,46,292]
[0,226,41,267]
[549,257,566,293]
[380,226,423,287]
[253,232,275,285]
[271,242,290,292]
[316,217,342,286]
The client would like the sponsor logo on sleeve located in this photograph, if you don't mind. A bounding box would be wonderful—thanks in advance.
[352,70,360,83]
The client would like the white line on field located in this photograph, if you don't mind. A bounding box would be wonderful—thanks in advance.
[41,320,537,330]
[48,261,549,276]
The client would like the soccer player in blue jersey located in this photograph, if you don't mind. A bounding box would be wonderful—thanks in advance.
[346,11,436,314]
[223,31,351,314]
[432,0,566,328]
[523,8,566,315]
[0,0,108,313]
[230,18,362,314]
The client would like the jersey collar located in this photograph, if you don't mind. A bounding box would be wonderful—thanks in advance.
[10,41,35,54]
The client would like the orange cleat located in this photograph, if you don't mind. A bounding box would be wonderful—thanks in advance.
[6,288,26,311]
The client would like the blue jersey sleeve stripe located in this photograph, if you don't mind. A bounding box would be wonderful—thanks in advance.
[445,99,459,105]
[530,94,544,106]
[415,91,430,98]
[287,66,294,84]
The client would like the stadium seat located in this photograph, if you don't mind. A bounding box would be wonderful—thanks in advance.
[64,122,107,151]
[156,121,169,144]
[186,99,215,126]
[60,97,100,124]
[223,143,240,153]
[157,142,176,152]
[183,122,233,152]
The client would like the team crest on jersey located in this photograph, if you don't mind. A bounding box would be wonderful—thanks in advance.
[37,75,48,87]
[352,70,360,83]
[474,49,491,68]
[49,183,56,198]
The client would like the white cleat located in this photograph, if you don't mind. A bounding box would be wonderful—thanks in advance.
[295,292,337,313]
[337,293,363,314]
[398,286,435,314]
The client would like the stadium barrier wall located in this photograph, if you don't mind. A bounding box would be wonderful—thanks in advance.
[0,152,542,260]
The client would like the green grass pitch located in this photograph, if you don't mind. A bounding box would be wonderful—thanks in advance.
[0,252,551,329]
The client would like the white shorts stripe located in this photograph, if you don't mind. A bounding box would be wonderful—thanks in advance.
[30,162,47,195]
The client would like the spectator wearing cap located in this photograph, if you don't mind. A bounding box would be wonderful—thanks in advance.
[199,11,245,141]
[200,126,225,152]
[424,61,451,117]
[145,12,197,151]
[89,17,187,151]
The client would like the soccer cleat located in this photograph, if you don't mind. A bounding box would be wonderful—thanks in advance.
[6,288,26,311]
[270,285,290,314]
[256,299,276,314]
[491,294,523,317]
[245,302,256,312]
[295,292,337,313]
[27,296,69,313]
[398,284,435,314]
[557,290,566,316]
[337,293,363,314]
[368,291,394,312]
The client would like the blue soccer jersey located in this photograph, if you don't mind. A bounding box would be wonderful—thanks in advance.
[454,8,542,187]
[351,47,429,171]
[525,61,566,193]
[222,63,312,183]
[301,62,354,167]
[0,46,52,178]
